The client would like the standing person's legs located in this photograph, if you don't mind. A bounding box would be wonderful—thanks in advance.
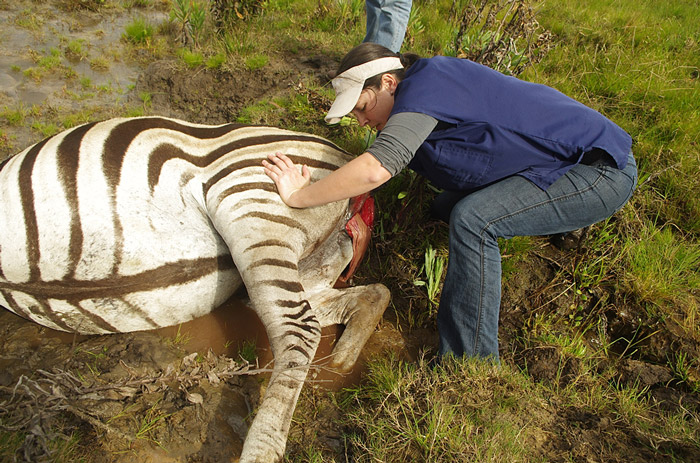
[437,154,637,360]
[364,0,412,52]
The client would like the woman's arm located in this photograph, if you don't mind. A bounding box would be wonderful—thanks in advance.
[263,151,392,208]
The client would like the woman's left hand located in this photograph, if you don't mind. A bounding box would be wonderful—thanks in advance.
[262,152,311,207]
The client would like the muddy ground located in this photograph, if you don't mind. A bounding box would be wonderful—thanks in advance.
[0,1,698,462]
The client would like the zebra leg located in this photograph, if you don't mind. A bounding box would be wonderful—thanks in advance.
[216,239,321,462]
[307,283,390,371]
[238,282,322,462]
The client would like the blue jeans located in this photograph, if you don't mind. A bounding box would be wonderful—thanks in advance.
[364,0,412,52]
[436,153,638,361]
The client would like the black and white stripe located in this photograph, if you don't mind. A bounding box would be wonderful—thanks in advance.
[0,116,390,462]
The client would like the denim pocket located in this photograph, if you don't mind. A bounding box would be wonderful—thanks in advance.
[434,145,493,187]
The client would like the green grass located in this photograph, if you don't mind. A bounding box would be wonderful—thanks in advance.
[237,339,258,363]
[623,222,700,334]
[524,0,700,233]
[1,104,29,126]
[31,121,61,138]
[336,354,699,462]
[14,8,44,31]
[178,47,205,67]
[503,0,699,366]
[135,398,171,446]
[123,17,155,44]
[21,47,66,82]
[245,54,269,70]
[500,235,536,280]
[66,39,88,60]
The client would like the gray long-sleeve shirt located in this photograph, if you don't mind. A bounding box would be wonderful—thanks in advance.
[366,112,438,176]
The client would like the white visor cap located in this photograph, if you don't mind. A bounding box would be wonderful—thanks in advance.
[325,57,404,124]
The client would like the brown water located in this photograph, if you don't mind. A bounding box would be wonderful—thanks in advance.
[15,296,370,390]
[153,297,368,390]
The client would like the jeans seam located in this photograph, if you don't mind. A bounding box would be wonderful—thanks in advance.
[487,166,610,230]
[474,235,486,355]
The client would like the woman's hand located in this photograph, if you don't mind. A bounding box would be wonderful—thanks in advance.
[262,152,311,207]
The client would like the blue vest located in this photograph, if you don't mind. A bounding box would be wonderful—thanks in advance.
[391,57,633,191]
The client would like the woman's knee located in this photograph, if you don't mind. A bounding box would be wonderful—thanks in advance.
[448,196,494,241]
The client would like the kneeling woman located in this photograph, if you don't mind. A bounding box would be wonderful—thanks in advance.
[263,43,637,362]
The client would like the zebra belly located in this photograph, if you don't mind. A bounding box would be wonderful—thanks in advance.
[0,254,242,334]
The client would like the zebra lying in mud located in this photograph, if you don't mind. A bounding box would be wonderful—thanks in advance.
[0,117,390,462]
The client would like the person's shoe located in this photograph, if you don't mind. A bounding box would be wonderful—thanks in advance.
[550,227,589,251]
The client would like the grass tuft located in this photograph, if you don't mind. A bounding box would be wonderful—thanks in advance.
[123,17,155,44]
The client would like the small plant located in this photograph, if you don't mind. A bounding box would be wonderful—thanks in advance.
[178,47,204,68]
[14,8,44,31]
[669,351,700,392]
[245,54,269,71]
[22,67,42,81]
[221,31,254,55]
[1,104,29,125]
[79,76,92,89]
[571,219,624,289]
[89,56,110,71]
[414,245,446,306]
[499,235,534,280]
[170,0,208,47]
[31,121,61,138]
[38,47,62,69]
[205,52,226,69]
[125,105,146,117]
[165,324,191,347]
[238,339,257,363]
[74,346,108,377]
[139,91,152,107]
[62,111,95,129]
[124,0,151,7]
[210,0,265,32]
[96,82,114,93]
[335,0,365,27]
[65,39,88,61]
[136,398,171,446]
[21,48,64,81]
[236,100,279,124]
[123,17,154,44]
[188,1,207,46]
[450,0,552,75]
[107,402,139,425]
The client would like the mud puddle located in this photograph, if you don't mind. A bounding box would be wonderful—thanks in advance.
[0,0,169,154]
[9,294,395,392]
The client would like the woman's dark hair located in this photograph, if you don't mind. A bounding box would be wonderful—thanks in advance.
[336,43,421,89]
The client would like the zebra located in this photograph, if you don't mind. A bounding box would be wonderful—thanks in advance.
[0,116,390,462]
